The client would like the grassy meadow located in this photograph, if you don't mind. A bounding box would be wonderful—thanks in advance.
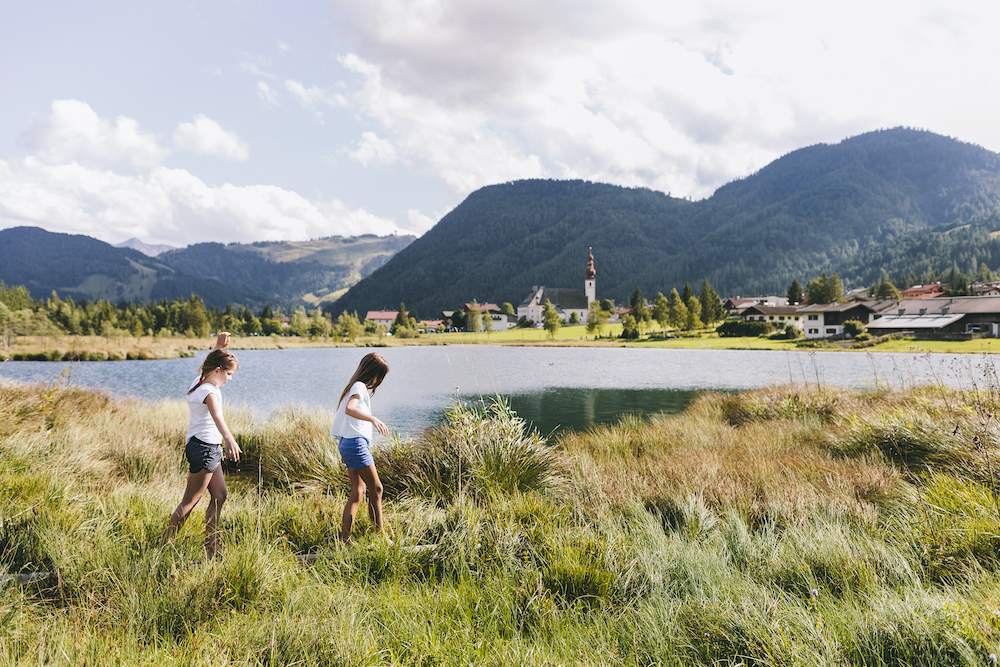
[3,375,1000,665]
[4,325,1000,360]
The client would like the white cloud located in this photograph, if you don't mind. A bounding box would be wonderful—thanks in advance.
[257,81,279,106]
[285,80,346,120]
[349,131,398,167]
[406,208,440,235]
[325,0,1000,200]
[172,115,250,161]
[1,100,411,245]
[0,156,405,245]
[18,99,170,170]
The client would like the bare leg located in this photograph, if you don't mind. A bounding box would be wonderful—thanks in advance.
[204,465,229,558]
[355,464,390,544]
[162,470,213,545]
[341,469,366,543]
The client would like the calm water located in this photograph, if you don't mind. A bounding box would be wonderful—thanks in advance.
[1,346,995,438]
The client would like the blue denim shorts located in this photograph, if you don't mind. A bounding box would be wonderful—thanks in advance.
[186,436,222,473]
[338,436,373,471]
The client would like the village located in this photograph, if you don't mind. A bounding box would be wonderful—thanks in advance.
[363,252,1000,342]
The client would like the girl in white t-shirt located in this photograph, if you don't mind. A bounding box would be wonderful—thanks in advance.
[162,333,242,558]
[331,352,390,543]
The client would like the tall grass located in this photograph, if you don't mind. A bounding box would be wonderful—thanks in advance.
[3,378,1000,664]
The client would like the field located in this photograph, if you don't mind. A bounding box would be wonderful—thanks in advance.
[3,375,1000,665]
[4,326,1000,361]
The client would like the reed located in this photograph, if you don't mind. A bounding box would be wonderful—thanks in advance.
[3,378,1000,665]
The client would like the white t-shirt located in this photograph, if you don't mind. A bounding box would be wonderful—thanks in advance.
[331,381,373,440]
[186,378,223,444]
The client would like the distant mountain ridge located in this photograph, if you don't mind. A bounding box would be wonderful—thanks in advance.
[332,128,1000,317]
[114,238,177,257]
[0,227,415,308]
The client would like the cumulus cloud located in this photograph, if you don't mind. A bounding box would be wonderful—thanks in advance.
[1,100,414,245]
[18,99,170,170]
[172,115,250,161]
[325,0,1000,200]
[0,156,406,244]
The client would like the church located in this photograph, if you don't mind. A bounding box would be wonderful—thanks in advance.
[516,251,596,324]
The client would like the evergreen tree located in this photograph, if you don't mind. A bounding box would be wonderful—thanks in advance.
[392,302,409,334]
[806,273,845,304]
[629,286,647,323]
[684,296,702,331]
[653,292,670,330]
[787,279,803,305]
[875,280,900,299]
[667,288,688,329]
[681,282,694,304]
[698,279,723,325]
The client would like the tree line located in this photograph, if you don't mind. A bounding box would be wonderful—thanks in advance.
[0,282,382,346]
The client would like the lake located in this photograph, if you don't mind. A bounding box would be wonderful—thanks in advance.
[1,346,996,438]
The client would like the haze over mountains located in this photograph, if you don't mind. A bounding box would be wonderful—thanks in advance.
[4,128,1000,316]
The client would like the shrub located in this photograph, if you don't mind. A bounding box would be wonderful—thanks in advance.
[380,398,566,502]
[717,320,775,337]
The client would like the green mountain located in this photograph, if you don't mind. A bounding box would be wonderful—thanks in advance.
[157,235,414,307]
[0,227,414,308]
[331,128,1000,317]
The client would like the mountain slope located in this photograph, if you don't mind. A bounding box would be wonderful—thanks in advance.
[0,227,414,308]
[332,128,1000,316]
[157,235,413,307]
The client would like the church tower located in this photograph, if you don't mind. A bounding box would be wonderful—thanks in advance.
[585,248,596,305]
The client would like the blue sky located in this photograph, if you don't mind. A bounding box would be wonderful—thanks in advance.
[2,1,999,247]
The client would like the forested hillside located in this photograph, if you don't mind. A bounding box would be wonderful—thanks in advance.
[333,128,1000,317]
[0,227,414,308]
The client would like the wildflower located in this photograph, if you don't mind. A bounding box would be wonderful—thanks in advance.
[811,588,819,598]
[989,654,997,665]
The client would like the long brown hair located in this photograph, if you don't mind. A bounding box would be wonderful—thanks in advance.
[338,352,389,407]
[187,349,240,394]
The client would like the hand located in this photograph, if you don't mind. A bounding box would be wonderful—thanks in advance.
[224,438,242,463]
[372,417,389,437]
[215,331,231,349]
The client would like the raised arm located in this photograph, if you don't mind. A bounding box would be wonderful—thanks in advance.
[213,331,231,351]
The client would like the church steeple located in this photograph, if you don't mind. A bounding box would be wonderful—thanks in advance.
[585,248,596,304]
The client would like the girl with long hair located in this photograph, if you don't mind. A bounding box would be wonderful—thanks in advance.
[162,332,241,557]
[331,352,391,543]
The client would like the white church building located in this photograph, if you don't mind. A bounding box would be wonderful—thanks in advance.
[517,251,597,324]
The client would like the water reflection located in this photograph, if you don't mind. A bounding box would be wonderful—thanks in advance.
[507,388,701,435]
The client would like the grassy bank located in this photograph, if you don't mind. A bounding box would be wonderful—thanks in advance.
[4,327,1000,360]
[0,333,383,361]
[3,378,1000,665]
